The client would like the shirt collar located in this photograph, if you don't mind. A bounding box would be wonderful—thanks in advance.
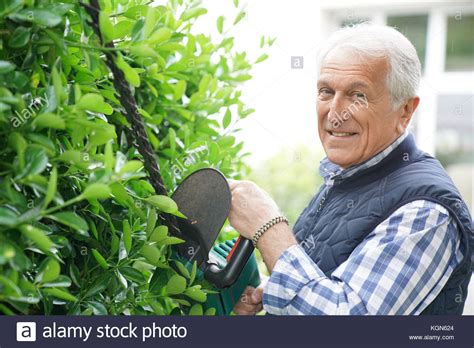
[319,131,409,185]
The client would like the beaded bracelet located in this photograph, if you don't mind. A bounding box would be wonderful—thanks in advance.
[252,216,289,248]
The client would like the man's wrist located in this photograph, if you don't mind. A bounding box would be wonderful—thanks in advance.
[256,222,297,272]
[252,216,289,247]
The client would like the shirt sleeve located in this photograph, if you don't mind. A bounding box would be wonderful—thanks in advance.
[262,200,463,315]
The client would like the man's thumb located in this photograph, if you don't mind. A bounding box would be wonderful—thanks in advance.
[251,287,263,303]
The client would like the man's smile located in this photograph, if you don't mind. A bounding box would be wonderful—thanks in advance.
[327,130,358,138]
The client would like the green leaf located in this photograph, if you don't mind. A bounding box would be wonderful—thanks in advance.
[189,261,197,285]
[91,249,109,270]
[173,80,186,101]
[120,266,146,284]
[99,11,115,43]
[19,225,53,253]
[83,273,113,298]
[42,288,77,302]
[110,234,119,256]
[199,74,211,93]
[146,209,157,237]
[141,244,160,265]
[47,212,89,236]
[88,301,107,315]
[8,27,31,48]
[205,307,216,315]
[118,160,143,174]
[255,53,269,64]
[0,60,15,74]
[143,7,158,38]
[181,8,207,21]
[233,10,246,25]
[217,135,235,148]
[175,261,190,279]
[158,237,185,245]
[184,285,207,302]
[51,66,63,102]
[33,113,65,130]
[104,141,115,171]
[40,258,60,283]
[223,108,232,129]
[0,207,19,227]
[42,275,72,288]
[81,183,111,200]
[217,16,224,34]
[76,93,113,115]
[17,147,48,178]
[145,195,178,213]
[149,225,168,242]
[116,55,140,87]
[129,44,159,58]
[124,5,148,20]
[122,219,132,254]
[44,167,57,208]
[166,274,186,295]
[189,303,203,315]
[89,123,116,146]
[169,128,176,158]
[0,0,22,17]
[8,132,27,159]
[148,27,172,45]
[9,9,62,27]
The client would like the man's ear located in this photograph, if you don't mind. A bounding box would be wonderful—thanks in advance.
[397,96,420,132]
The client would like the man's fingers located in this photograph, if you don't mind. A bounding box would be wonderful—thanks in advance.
[233,286,261,315]
[234,302,261,315]
[235,301,258,312]
[251,286,264,304]
[228,179,239,191]
[234,309,257,316]
[242,286,255,296]
[234,301,263,315]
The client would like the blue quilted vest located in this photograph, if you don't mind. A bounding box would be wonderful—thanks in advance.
[293,134,473,314]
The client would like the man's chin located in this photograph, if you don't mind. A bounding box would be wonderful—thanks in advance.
[326,151,357,169]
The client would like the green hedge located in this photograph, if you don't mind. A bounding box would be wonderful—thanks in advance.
[0,0,271,315]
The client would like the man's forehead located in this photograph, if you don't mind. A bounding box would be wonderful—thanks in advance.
[318,48,389,86]
[317,77,371,90]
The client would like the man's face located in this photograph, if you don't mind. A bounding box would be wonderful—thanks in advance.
[317,48,405,168]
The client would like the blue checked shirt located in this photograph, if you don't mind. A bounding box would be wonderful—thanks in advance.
[263,132,464,315]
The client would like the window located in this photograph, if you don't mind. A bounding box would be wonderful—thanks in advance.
[445,14,474,71]
[340,18,369,28]
[435,94,473,167]
[387,15,428,72]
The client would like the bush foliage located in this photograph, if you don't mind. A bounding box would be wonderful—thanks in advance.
[0,0,270,315]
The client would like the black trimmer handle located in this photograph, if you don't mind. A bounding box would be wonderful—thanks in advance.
[204,236,254,289]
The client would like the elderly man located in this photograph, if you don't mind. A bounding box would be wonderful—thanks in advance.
[230,24,473,315]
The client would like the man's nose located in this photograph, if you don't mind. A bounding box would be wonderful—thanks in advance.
[327,93,346,124]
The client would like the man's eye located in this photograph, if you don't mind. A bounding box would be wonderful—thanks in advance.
[353,92,366,99]
[318,88,332,96]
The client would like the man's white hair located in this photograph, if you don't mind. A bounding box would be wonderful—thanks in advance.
[317,23,421,109]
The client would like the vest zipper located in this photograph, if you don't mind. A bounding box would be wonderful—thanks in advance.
[300,184,334,244]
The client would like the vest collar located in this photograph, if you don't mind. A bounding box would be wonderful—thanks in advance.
[319,131,410,186]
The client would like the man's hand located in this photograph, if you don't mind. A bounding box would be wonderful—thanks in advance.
[228,180,281,240]
[233,286,264,315]
[227,179,298,272]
